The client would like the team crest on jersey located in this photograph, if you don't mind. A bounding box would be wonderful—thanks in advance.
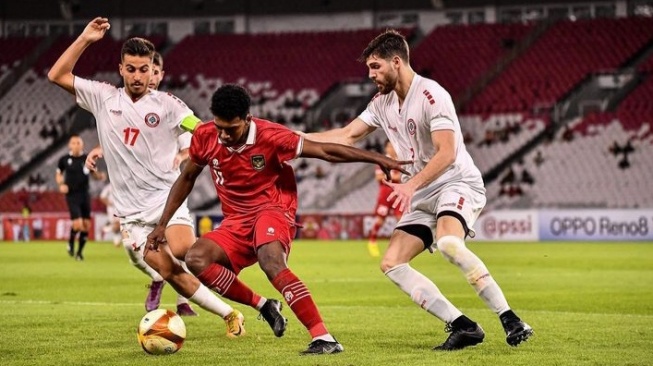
[144,113,160,128]
[407,119,417,136]
[251,155,265,171]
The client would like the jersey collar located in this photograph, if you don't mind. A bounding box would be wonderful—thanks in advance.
[223,119,257,153]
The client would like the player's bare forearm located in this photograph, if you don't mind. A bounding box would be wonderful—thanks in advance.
[407,130,455,190]
[47,37,91,94]
[408,153,454,190]
[48,17,110,94]
[157,163,202,227]
[303,118,375,146]
[301,140,410,176]
[304,128,353,145]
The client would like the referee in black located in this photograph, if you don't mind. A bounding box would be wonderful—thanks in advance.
[55,134,104,260]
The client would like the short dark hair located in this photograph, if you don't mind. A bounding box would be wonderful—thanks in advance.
[210,84,251,121]
[121,37,155,61]
[152,52,163,68]
[359,29,409,63]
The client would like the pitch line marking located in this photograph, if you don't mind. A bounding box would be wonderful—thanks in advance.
[2,300,653,318]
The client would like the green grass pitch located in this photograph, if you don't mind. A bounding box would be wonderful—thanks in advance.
[1,240,652,366]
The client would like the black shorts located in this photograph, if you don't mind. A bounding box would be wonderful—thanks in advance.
[66,192,91,220]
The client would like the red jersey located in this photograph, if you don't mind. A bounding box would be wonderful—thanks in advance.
[189,118,301,220]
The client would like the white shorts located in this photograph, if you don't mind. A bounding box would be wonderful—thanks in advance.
[397,182,486,241]
[121,202,193,252]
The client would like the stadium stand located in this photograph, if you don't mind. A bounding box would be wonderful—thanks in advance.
[412,22,534,100]
[465,17,653,114]
[162,29,414,121]
[487,116,652,209]
[0,36,42,82]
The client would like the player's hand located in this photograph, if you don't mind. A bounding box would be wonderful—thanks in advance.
[377,158,411,182]
[79,17,110,44]
[85,147,103,172]
[384,180,418,213]
[172,153,184,169]
[58,184,69,194]
[145,225,166,254]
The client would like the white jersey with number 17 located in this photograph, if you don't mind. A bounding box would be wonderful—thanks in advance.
[358,74,485,199]
[74,76,193,219]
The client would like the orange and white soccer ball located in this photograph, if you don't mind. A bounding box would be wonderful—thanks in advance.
[137,309,186,355]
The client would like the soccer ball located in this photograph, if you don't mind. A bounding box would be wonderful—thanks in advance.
[137,309,186,355]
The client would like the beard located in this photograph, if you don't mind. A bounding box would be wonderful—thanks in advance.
[376,75,397,95]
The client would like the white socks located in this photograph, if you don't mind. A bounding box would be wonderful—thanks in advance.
[313,334,336,342]
[437,235,510,315]
[189,285,233,318]
[176,294,189,306]
[385,263,462,323]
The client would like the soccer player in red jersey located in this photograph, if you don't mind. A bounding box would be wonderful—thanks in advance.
[367,140,402,257]
[147,84,409,355]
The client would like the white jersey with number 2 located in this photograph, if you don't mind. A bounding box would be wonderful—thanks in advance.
[74,76,193,219]
[358,74,485,202]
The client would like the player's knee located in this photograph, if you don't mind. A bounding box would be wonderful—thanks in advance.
[257,243,287,280]
[436,235,465,264]
[380,256,404,273]
[184,246,207,275]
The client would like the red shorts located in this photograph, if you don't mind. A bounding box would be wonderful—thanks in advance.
[202,209,296,274]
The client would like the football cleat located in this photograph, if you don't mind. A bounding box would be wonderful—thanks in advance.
[75,253,84,261]
[176,303,198,317]
[145,281,164,312]
[224,310,245,338]
[258,299,288,337]
[367,241,380,257]
[300,339,344,355]
[433,323,485,351]
[502,318,533,346]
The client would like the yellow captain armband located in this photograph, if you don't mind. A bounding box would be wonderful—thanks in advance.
[180,115,201,133]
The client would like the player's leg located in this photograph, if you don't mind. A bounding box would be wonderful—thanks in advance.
[381,221,484,351]
[121,231,166,312]
[434,187,532,347]
[163,224,200,316]
[75,195,92,261]
[66,196,81,257]
[142,240,242,337]
[185,233,283,336]
[111,219,121,247]
[253,210,342,355]
[367,206,386,257]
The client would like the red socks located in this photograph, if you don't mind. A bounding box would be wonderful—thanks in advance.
[370,220,383,242]
[197,264,261,309]
[272,268,327,338]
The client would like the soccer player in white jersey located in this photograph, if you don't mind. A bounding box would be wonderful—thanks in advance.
[47,17,285,338]
[305,29,533,350]
[86,51,198,316]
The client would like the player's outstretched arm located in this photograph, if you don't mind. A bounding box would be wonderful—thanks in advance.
[302,118,375,146]
[47,17,110,94]
[300,139,411,180]
[146,162,203,251]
